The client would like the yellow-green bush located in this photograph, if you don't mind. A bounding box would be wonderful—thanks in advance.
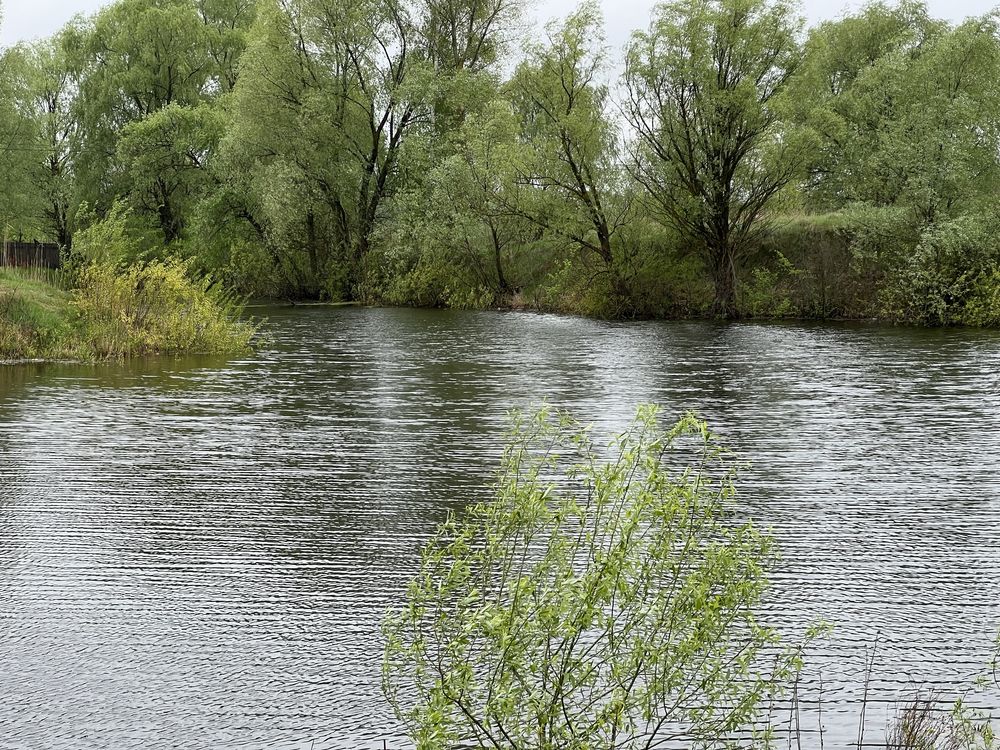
[74,258,256,358]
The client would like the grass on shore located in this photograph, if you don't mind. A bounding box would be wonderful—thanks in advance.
[0,261,256,362]
[0,268,81,360]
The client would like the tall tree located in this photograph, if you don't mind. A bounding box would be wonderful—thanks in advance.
[0,45,46,240]
[785,4,1000,222]
[781,1,947,210]
[25,39,77,247]
[507,2,628,278]
[625,0,803,317]
[66,0,252,245]
[224,0,446,296]
[417,0,520,132]
[375,99,533,304]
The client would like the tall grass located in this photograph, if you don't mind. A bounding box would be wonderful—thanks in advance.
[0,264,72,290]
[0,269,78,360]
[1,257,257,361]
[73,257,257,358]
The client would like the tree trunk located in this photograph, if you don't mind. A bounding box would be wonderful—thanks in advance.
[159,200,181,244]
[305,210,319,281]
[710,244,738,319]
[490,223,511,297]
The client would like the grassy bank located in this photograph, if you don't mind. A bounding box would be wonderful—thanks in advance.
[0,269,80,360]
[0,260,256,362]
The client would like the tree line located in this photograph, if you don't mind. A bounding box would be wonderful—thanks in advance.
[2,0,1000,323]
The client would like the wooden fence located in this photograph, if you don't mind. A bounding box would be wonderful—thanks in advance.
[0,241,61,269]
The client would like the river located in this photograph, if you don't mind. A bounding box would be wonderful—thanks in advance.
[1,306,998,748]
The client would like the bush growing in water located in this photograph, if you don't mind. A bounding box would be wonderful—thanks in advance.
[74,258,256,358]
[383,406,801,748]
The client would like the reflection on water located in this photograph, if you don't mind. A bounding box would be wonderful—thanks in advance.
[1,307,998,749]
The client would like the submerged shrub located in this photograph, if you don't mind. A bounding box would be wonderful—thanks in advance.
[883,694,996,750]
[74,258,256,358]
[383,406,800,749]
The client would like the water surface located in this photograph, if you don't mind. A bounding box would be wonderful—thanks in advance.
[1,307,998,748]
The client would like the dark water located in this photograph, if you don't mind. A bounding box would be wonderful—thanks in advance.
[1,306,998,749]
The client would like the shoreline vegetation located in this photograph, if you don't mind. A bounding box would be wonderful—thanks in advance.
[0,261,255,362]
[2,0,1000,328]
[3,269,989,365]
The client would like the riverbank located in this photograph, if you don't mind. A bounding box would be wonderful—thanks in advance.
[0,261,256,363]
[0,269,81,361]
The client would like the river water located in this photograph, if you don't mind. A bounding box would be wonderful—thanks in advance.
[1,306,998,749]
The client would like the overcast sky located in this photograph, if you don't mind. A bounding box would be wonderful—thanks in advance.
[1,0,995,49]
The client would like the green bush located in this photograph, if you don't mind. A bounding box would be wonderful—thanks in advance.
[755,212,872,319]
[74,258,256,358]
[72,201,160,268]
[384,406,800,749]
[742,255,797,318]
[959,267,1000,326]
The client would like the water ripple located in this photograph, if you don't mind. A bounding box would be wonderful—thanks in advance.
[0,308,998,748]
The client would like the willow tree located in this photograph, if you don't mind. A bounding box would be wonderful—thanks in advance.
[24,39,77,248]
[624,0,803,317]
[779,1,946,211]
[65,0,253,245]
[222,0,437,297]
[785,5,1000,222]
[0,45,44,239]
[780,6,1000,324]
[508,2,628,278]
[417,0,521,133]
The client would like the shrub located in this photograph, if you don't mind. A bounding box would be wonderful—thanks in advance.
[742,255,798,319]
[383,406,800,749]
[73,258,256,358]
[883,695,996,750]
[72,201,160,268]
[876,215,990,325]
[756,212,874,319]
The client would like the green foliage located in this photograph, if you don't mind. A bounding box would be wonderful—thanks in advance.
[7,0,1000,325]
[959,268,1000,327]
[0,269,78,359]
[73,257,255,358]
[0,45,48,241]
[0,257,254,360]
[115,102,224,243]
[837,206,1000,325]
[222,0,445,296]
[876,215,988,324]
[384,406,800,748]
[785,4,1000,220]
[742,255,798,319]
[71,201,158,267]
[625,0,804,317]
[369,100,534,308]
[63,0,252,246]
[753,214,868,319]
[507,2,629,275]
